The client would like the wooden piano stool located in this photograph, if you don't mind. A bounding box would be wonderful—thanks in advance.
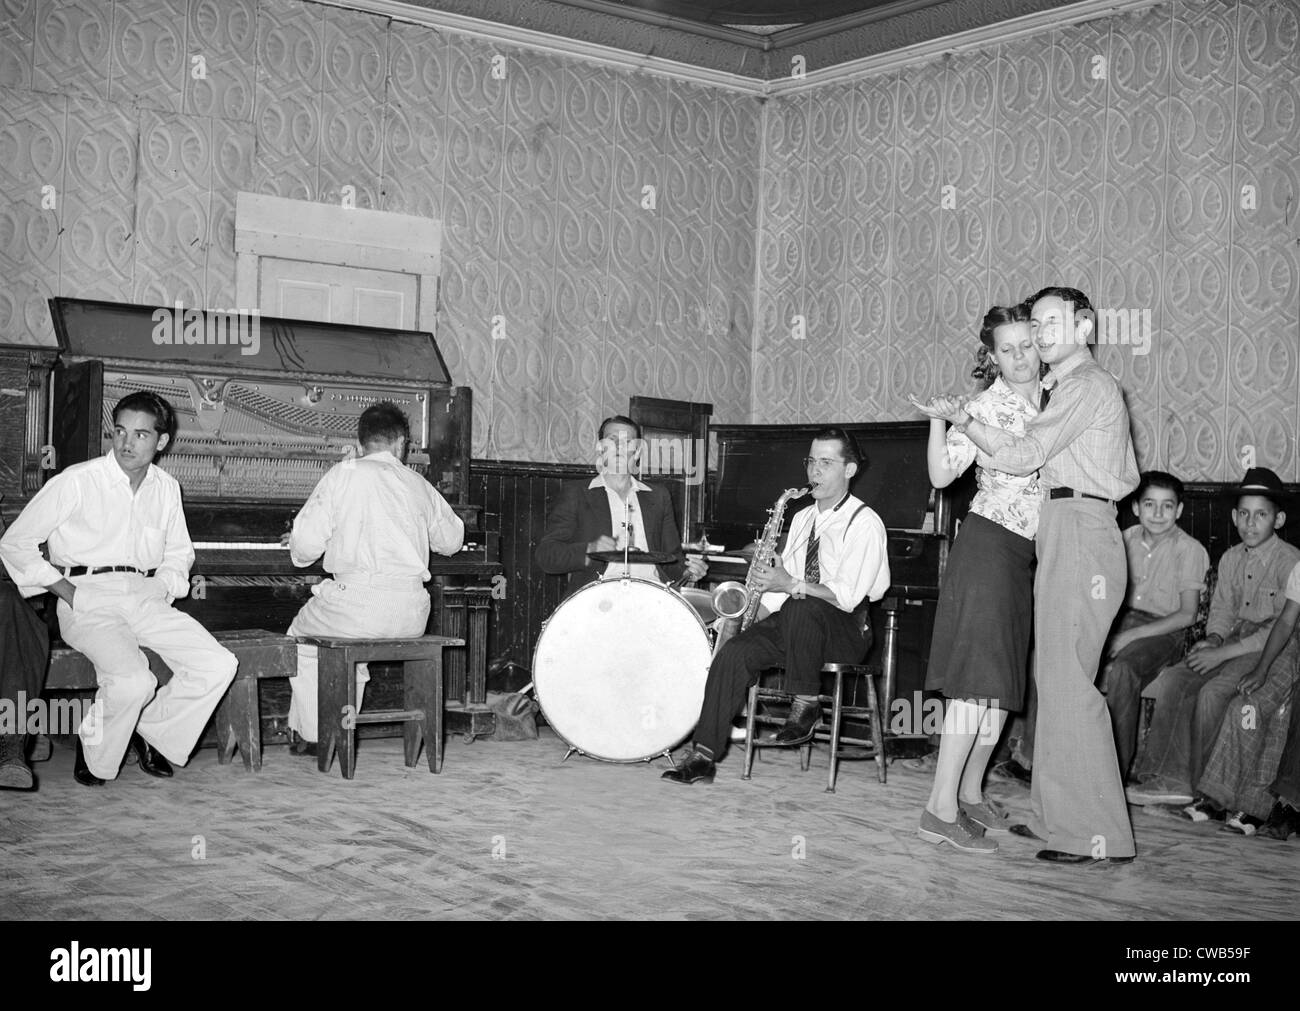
[302,634,464,780]
[45,628,296,773]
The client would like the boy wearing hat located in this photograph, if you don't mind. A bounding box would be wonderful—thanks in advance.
[1193,563,1300,832]
[1127,467,1300,807]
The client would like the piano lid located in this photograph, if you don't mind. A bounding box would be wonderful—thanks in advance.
[48,297,451,384]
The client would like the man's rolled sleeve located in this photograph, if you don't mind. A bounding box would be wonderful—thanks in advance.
[289,478,334,567]
[427,490,465,556]
[0,474,78,596]
[824,513,890,612]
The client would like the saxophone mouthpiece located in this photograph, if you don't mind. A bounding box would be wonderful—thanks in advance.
[796,485,812,497]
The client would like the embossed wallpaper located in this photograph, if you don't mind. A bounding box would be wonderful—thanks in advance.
[755,0,1300,482]
[1,0,1297,478]
[0,0,759,463]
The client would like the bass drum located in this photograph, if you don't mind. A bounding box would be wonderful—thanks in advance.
[532,577,713,762]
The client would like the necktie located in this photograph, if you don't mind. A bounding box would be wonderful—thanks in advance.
[805,529,820,584]
[1039,386,1052,411]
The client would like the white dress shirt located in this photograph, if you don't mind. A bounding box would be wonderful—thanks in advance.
[590,474,659,581]
[759,493,891,615]
[289,450,464,582]
[0,451,195,599]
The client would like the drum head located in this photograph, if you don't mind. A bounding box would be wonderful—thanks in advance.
[532,578,712,762]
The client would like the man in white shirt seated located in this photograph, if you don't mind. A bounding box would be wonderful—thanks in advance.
[663,428,891,785]
[536,415,705,594]
[0,392,237,786]
[283,401,464,756]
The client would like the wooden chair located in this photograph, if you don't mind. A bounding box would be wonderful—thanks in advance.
[741,609,886,791]
[302,634,462,780]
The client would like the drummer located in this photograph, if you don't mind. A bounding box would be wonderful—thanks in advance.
[536,415,707,595]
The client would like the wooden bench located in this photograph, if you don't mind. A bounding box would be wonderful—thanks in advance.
[45,628,296,772]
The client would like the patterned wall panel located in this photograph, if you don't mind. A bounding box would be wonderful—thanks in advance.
[756,0,1300,483]
[31,0,112,99]
[252,0,323,200]
[0,0,36,90]
[0,87,63,346]
[109,0,186,113]
[184,0,257,122]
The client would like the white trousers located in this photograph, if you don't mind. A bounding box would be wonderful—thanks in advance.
[57,574,238,780]
[287,579,431,743]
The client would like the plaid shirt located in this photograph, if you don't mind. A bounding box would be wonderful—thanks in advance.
[984,352,1139,502]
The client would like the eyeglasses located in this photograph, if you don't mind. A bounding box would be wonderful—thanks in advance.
[803,457,844,472]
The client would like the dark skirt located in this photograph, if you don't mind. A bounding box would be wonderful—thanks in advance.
[925,512,1034,710]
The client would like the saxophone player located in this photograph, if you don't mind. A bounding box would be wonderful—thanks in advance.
[663,428,891,785]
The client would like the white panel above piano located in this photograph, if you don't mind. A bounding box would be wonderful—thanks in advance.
[260,257,418,331]
[233,192,439,336]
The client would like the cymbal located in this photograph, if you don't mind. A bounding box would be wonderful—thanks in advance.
[589,549,676,565]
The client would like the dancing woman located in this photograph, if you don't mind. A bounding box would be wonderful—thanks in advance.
[911,304,1044,854]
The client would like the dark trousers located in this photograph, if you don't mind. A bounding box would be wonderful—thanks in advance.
[0,581,50,721]
[1101,609,1188,781]
[1271,685,1300,809]
[693,597,868,758]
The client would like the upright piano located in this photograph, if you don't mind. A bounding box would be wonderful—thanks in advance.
[36,297,501,741]
[706,421,972,741]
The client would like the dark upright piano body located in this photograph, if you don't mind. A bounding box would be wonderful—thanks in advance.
[43,297,501,740]
[707,421,971,730]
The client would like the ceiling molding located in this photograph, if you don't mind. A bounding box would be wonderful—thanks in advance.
[312,0,769,93]
[766,0,1164,93]
[313,0,1167,95]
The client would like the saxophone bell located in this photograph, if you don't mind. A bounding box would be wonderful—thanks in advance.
[711,580,749,619]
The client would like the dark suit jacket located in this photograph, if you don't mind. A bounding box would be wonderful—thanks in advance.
[535,480,686,597]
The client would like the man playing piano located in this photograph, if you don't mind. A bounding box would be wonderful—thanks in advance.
[662,428,891,785]
[0,392,237,785]
[282,401,464,756]
[536,415,705,594]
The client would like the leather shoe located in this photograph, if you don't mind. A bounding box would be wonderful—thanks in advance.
[131,732,173,778]
[1036,849,1135,865]
[1009,823,1045,841]
[0,734,33,790]
[774,696,822,745]
[661,748,716,785]
[74,738,105,787]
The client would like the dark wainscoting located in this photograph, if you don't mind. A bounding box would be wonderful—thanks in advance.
[469,458,595,686]
[1116,482,1300,566]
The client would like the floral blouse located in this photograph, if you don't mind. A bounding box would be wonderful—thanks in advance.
[944,377,1042,540]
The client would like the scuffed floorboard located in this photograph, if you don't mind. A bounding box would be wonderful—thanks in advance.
[1,731,1295,920]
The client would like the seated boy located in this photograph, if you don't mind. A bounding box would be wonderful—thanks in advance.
[1127,468,1300,806]
[0,392,237,785]
[1103,471,1208,782]
[1192,563,1300,831]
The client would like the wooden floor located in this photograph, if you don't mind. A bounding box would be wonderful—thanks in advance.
[1,731,1296,920]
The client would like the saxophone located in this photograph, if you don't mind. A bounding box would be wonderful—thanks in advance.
[710,485,810,657]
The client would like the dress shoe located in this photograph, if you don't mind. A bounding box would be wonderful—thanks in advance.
[289,732,318,757]
[773,696,822,745]
[990,758,1033,786]
[918,809,997,854]
[130,732,173,778]
[661,748,716,785]
[1036,849,1134,865]
[74,738,105,787]
[0,734,33,790]
[1257,800,1299,841]
[1009,823,1045,841]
